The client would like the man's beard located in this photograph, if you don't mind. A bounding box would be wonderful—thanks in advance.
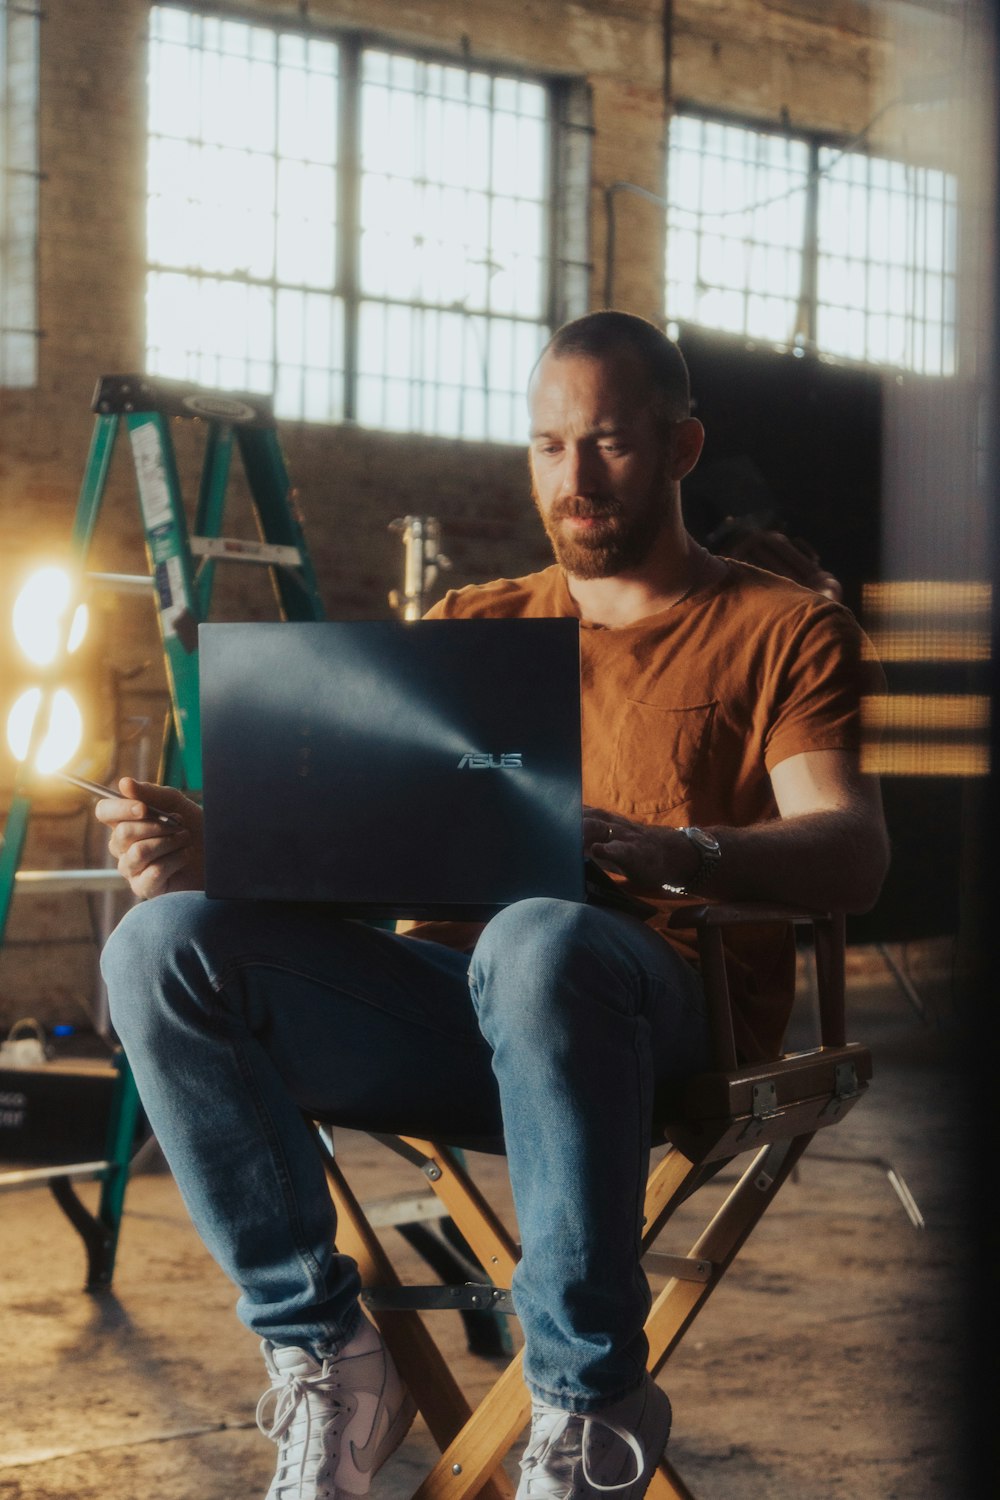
[533,483,667,581]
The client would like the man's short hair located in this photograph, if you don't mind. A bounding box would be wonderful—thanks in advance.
[539,311,692,421]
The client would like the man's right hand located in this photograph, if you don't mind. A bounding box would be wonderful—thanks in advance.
[95,776,204,900]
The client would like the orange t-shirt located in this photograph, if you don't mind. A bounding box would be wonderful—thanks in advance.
[401,559,872,1059]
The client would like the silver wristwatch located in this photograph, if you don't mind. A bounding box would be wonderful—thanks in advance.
[661,826,722,897]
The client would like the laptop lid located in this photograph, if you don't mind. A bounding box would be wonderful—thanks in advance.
[199,618,585,918]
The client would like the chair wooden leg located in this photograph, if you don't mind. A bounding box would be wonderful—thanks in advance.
[410,1147,708,1500]
[645,1135,812,1371]
[642,1147,704,1245]
[325,1133,811,1500]
[413,1350,530,1500]
[322,1151,515,1500]
[401,1138,520,1282]
[639,1139,812,1500]
[650,1457,700,1500]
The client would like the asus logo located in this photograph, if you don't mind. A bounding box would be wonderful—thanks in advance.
[457,752,524,769]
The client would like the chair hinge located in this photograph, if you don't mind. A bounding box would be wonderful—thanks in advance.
[822,1061,862,1118]
[752,1081,779,1120]
[739,1080,780,1140]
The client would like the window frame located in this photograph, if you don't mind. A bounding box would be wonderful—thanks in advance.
[0,0,40,389]
[665,101,958,378]
[144,5,591,438]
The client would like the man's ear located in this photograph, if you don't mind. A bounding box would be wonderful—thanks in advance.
[668,417,705,481]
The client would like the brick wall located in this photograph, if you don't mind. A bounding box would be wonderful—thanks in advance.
[0,0,889,1024]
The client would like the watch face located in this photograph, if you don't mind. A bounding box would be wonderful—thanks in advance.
[686,826,720,856]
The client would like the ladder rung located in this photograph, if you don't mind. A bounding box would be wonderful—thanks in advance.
[87,571,155,593]
[0,1160,112,1193]
[190,536,302,568]
[15,869,124,894]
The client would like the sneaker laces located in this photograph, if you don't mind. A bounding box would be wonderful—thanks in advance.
[256,1359,346,1497]
[520,1405,646,1500]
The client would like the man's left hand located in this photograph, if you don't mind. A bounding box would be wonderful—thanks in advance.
[584,807,694,893]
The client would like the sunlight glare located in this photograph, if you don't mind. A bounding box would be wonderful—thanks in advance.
[7,688,84,773]
[12,568,88,667]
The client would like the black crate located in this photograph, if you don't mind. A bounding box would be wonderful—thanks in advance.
[0,1058,119,1165]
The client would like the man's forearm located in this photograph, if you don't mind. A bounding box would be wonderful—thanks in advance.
[680,809,889,914]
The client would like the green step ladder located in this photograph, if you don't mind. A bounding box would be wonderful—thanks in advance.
[0,374,326,1288]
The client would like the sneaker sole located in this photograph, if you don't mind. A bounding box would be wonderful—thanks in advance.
[633,1385,672,1500]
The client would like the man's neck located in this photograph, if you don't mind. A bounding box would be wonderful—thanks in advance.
[564,533,719,629]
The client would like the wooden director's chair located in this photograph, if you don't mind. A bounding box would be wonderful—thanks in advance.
[317,903,870,1500]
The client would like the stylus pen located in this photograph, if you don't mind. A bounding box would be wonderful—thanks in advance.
[55,772,184,830]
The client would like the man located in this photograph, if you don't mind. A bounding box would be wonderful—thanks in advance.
[98,311,888,1500]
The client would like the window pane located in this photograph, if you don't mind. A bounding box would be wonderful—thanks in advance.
[147,12,555,437]
[817,147,958,375]
[665,115,807,346]
[275,288,345,421]
[358,48,551,441]
[1,0,40,387]
[146,6,341,420]
[357,300,544,442]
[666,110,959,377]
[146,269,274,390]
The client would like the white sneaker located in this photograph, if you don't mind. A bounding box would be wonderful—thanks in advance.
[256,1319,417,1500]
[517,1374,672,1500]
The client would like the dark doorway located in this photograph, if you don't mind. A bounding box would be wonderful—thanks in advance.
[676,328,963,945]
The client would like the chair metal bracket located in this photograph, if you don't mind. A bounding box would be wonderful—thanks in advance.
[751,1081,779,1120]
[369,1133,444,1181]
[736,1080,780,1143]
[821,1061,862,1119]
[643,1252,713,1284]
[753,1137,796,1193]
[361,1283,515,1315]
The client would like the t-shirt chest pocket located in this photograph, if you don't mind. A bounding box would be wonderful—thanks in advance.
[608,699,717,819]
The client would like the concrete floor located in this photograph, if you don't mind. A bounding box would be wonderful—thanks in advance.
[0,949,976,1500]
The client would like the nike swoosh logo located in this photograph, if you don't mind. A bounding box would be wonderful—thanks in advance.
[350,1405,391,1475]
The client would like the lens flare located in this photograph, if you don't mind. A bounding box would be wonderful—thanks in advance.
[12,567,89,667]
[6,687,84,774]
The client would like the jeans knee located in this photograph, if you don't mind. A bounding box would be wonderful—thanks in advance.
[474,898,597,977]
[101,892,215,1043]
[469,899,607,1037]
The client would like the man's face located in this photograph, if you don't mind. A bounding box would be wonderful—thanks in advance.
[527,349,676,580]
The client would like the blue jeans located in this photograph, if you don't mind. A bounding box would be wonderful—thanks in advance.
[101,894,708,1412]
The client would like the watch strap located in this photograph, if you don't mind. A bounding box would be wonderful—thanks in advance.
[661,826,721,897]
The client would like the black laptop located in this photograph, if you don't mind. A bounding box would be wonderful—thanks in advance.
[198,618,586,919]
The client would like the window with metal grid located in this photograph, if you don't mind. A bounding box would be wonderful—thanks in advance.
[665,110,958,377]
[816,148,957,376]
[0,0,39,389]
[146,6,583,441]
[665,114,810,348]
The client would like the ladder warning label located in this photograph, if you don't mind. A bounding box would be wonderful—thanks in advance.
[154,555,194,648]
[130,422,174,532]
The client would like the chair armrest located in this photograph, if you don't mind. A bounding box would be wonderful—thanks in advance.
[667,902,833,929]
[666,903,847,1067]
